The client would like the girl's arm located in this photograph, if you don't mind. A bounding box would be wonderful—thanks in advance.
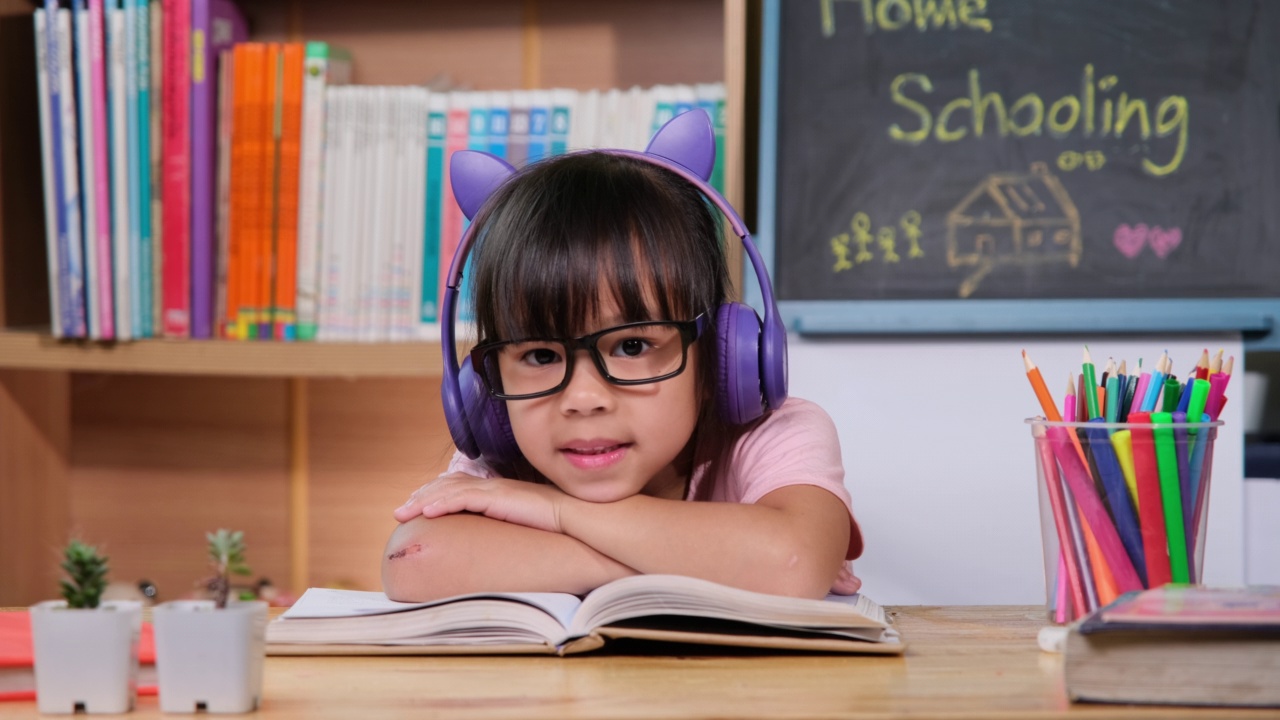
[398,478,850,599]
[381,513,636,602]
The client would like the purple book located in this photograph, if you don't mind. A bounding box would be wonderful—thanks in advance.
[190,0,246,338]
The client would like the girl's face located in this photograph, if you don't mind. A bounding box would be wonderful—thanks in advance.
[504,294,701,503]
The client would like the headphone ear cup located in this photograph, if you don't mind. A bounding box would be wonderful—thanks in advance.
[716,302,766,425]
[458,356,521,466]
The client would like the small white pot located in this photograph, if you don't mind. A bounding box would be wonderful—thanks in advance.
[152,600,268,713]
[29,600,143,714]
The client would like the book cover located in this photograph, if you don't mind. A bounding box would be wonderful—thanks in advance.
[107,2,133,340]
[294,41,352,341]
[55,7,88,338]
[190,0,247,339]
[89,0,116,338]
[265,575,902,657]
[33,9,64,338]
[160,0,190,337]
[0,612,156,702]
[271,42,304,341]
[134,0,152,338]
[74,2,102,339]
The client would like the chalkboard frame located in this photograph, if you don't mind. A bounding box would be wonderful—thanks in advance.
[751,0,1280,348]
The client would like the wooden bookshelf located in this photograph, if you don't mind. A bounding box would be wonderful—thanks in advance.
[0,329,445,377]
[0,0,742,607]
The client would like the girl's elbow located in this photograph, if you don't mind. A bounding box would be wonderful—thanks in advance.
[756,545,839,599]
[381,517,451,602]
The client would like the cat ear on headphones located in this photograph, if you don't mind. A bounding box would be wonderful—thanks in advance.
[644,109,716,183]
[451,150,517,221]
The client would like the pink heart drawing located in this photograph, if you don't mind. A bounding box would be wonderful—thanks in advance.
[1113,223,1148,259]
[1149,226,1182,259]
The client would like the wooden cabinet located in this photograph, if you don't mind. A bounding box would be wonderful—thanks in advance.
[0,0,745,606]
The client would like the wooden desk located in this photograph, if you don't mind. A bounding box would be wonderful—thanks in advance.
[4,605,1279,718]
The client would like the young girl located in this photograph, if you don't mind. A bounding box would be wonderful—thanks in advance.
[383,111,862,601]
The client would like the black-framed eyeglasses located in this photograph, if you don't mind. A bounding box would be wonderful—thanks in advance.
[470,315,706,400]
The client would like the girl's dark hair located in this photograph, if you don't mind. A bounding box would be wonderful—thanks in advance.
[465,152,742,486]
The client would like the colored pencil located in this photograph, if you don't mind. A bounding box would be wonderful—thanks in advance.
[1082,347,1100,420]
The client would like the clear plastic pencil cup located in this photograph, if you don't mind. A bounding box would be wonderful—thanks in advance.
[1027,417,1222,624]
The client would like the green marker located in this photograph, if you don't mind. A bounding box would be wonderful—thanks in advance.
[1150,411,1189,582]
[1186,379,1211,437]
[1161,376,1181,414]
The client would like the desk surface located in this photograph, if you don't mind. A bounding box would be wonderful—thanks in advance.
[4,605,1279,719]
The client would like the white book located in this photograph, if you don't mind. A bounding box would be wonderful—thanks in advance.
[74,4,101,338]
[296,43,353,341]
[597,87,622,149]
[344,88,369,341]
[402,89,429,341]
[33,10,62,338]
[107,4,132,340]
[56,9,87,338]
[569,88,599,150]
[625,85,648,151]
[386,90,410,342]
[316,89,345,340]
[265,575,902,656]
[358,87,387,342]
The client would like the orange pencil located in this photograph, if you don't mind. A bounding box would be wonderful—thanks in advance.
[1022,350,1062,421]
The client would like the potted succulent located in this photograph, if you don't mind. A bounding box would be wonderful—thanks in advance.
[152,529,268,713]
[29,540,143,714]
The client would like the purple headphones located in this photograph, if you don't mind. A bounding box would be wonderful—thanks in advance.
[440,109,788,464]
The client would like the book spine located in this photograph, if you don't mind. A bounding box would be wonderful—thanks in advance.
[403,89,428,339]
[135,0,152,337]
[89,0,115,338]
[526,89,549,164]
[549,88,572,156]
[160,0,189,337]
[355,87,380,341]
[75,2,101,339]
[695,82,726,194]
[213,48,233,337]
[419,92,445,329]
[108,3,133,340]
[295,42,336,341]
[225,43,253,338]
[272,42,304,341]
[486,90,509,160]
[148,0,163,335]
[56,8,87,338]
[124,0,142,336]
[190,0,247,338]
[316,87,344,339]
[437,90,468,322]
[507,89,529,168]
[383,89,407,341]
[33,9,64,338]
[257,43,281,340]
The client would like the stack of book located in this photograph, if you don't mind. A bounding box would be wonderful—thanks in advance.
[31,2,725,343]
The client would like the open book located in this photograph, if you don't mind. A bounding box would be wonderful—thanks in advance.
[266,574,904,656]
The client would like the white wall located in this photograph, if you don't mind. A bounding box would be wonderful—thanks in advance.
[789,335,1246,605]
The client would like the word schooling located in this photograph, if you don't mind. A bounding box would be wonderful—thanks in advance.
[831,211,925,271]
[819,0,993,37]
[888,65,1189,177]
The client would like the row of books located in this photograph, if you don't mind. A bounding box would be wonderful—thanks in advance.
[34,0,247,341]
[32,1,726,342]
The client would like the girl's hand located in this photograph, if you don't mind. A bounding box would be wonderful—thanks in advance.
[830,561,862,595]
[393,473,569,534]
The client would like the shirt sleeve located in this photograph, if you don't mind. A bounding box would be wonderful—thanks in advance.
[727,398,864,560]
[445,451,496,478]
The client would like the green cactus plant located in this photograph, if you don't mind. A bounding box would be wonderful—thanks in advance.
[59,540,109,609]
[205,529,251,609]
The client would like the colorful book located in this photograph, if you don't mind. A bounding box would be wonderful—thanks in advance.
[549,88,573,156]
[54,6,88,338]
[33,9,63,337]
[134,0,153,338]
[486,90,509,160]
[159,0,190,337]
[418,91,446,329]
[190,0,247,338]
[436,90,469,319]
[507,89,529,168]
[271,42,305,340]
[149,0,163,335]
[294,41,351,341]
[107,1,133,339]
[74,1,102,338]
[526,89,549,163]
[226,42,266,339]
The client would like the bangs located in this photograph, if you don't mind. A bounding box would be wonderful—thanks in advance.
[469,153,724,342]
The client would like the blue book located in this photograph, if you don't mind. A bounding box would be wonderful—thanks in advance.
[467,91,489,151]
[486,90,509,160]
[38,5,78,337]
[34,9,64,336]
[52,6,88,337]
[527,89,549,163]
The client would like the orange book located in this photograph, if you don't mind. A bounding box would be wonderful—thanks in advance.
[272,43,305,340]
[253,43,281,341]
[225,44,258,339]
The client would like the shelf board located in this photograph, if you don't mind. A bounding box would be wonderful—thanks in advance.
[0,329,445,377]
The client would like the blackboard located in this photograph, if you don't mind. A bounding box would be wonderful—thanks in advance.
[755,0,1280,340]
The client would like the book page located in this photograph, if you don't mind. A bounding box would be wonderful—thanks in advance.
[280,588,581,629]
[567,575,891,641]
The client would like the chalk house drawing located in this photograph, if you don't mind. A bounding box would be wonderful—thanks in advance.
[946,162,1081,298]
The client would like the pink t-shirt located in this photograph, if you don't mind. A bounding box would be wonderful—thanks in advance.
[444,396,862,573]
